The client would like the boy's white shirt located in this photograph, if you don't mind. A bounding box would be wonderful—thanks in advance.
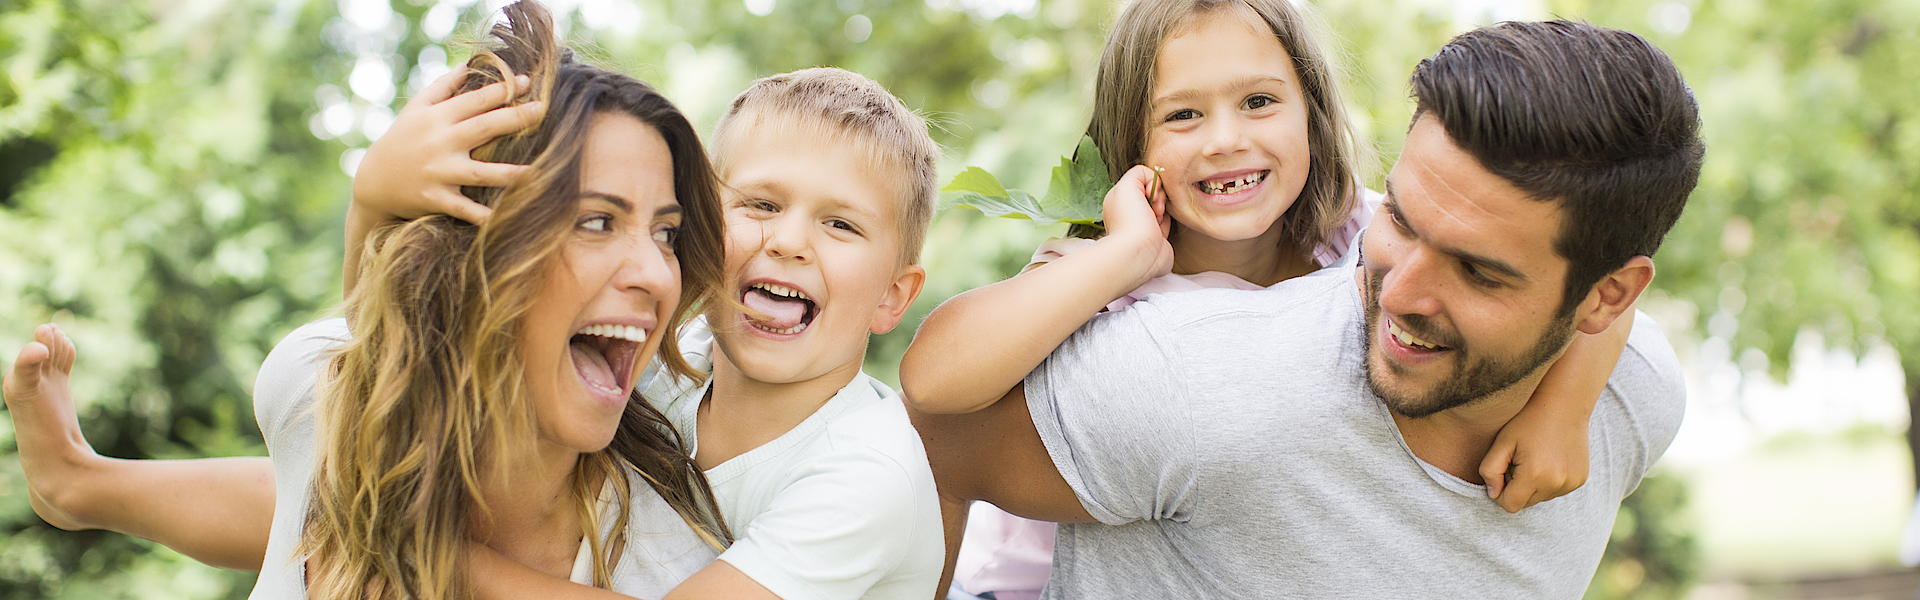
[639,316,945,600]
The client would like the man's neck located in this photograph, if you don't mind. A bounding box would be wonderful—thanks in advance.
[1389,376,1543,484]
[695,350,862,470]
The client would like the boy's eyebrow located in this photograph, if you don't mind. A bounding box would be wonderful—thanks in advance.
[1379,180,1529,284]
[1150,75,1289,111]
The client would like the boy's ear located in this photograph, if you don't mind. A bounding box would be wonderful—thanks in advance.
[1573,255,1654,335]
[869,264,927,335]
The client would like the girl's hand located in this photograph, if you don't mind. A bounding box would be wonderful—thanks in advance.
[1479,406,1589,512]
[1099,164,1175,285]
[351,65,544,226]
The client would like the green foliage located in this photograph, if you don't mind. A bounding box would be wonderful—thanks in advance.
[1585,472,1698,600]
[942,136,1109,227]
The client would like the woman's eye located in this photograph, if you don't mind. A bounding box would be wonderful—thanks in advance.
[1165,108,1199,122]
[652,226,678,248]
[580,215,613,232]
[1245,95,1276,110]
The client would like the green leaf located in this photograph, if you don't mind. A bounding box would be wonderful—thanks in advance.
[940,136,1111,227]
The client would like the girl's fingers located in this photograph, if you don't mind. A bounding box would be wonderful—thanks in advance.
[1478,443,1514,500]
[404,64,469,111]
[451,101,544,149]
[428,189,494,225]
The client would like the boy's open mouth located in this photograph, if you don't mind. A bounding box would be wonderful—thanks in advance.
[570,324,646,397]
[743,282,817,335]
[1198,170,1269,195]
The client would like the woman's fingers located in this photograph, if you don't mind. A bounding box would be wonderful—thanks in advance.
[437,75,532,122]
[427,189,494,225]
[403,64,469,111]
[451,101,544,150]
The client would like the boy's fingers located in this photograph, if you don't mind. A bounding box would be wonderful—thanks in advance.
[1479,444,1514,500]
[1496,478,1533,513]
[452,102,543,149]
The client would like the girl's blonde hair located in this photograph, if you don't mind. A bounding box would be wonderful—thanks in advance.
[1080,0,1358,256]
[300,3,729,597]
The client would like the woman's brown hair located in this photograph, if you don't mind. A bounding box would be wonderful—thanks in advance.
[300,2,729,597]
[1077,0,1358,258]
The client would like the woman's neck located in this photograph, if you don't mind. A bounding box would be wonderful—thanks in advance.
[472,444,587,579]
[695,350,860,470]
[1169,222,1319,287]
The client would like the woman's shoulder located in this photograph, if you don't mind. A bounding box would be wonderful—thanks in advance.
[254,318,350,441]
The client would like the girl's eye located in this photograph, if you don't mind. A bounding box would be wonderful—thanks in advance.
[1165,108,1199,122]
[746,199,778,212]
[1245,94,1276,110]
[580,215,613,232]
[652,226,678,248]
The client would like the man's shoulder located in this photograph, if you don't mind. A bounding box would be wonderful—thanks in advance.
[1610,311,1687,413]
[1116,267,1359,340]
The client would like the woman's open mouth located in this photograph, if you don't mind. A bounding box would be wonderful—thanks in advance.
[742,282,817,335]
[569,324,647,399]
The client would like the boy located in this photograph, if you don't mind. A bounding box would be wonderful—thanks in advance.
[4,67,945,600]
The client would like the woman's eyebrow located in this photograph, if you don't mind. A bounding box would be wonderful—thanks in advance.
[579,191,634,213]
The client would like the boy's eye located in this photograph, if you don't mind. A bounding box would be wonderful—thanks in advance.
[827,218,859,234]
[1244,94,1276,110]
[580,214,613,232]
[1165,108,1199,122]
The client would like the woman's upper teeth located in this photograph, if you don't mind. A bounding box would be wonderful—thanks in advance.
[577,323,648,342]
[752,282,809,301]
[1201,171,1267,195]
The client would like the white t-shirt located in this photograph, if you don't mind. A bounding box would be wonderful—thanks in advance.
[637,317,945,600]
[248,318,717,600]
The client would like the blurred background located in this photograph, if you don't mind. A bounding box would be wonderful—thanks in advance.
[0,0,1913,597]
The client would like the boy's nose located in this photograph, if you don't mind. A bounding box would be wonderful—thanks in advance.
[760,214,813,262]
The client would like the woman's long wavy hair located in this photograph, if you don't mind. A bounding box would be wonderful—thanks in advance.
[299,3,729,598]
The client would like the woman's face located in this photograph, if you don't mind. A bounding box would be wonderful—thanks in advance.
[520,112,683,456]
[1141,5,1312,246]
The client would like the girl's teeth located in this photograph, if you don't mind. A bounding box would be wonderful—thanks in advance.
[1201,171,1266,195]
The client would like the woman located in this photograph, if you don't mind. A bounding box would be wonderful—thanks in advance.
[3,3,732,597]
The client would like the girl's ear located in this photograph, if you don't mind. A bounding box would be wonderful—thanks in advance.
[869,264,927,335]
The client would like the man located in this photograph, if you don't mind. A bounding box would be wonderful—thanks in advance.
[912,20,1703,598]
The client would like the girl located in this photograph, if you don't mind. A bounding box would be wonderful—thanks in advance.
[4,3,735,597]
[897,1,1629,598]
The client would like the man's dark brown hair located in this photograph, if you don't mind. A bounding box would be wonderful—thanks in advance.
[1411,20,1705,314]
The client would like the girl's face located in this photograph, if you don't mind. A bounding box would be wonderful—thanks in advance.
[1142,6,1312,246]
[520,112,683,457]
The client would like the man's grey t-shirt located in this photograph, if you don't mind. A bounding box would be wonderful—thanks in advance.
[1024,268,1685,599]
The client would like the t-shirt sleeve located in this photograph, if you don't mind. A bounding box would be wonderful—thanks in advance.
[1600,310,1688,495]
[1023,304,1200,526]
[253,318,348,447]
[716,449,924,600]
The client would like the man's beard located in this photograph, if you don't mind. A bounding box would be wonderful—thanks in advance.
[1360,268,1576,418]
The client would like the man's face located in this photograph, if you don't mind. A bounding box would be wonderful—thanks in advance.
[1359,115,1578,418]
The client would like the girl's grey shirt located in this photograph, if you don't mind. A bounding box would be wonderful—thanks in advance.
[249,318,716,600]
[1024,268,1686,599]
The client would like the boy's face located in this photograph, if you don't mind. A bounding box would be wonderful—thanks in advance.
[708,118,925,387]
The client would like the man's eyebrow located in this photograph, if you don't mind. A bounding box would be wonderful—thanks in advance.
[1379,180,1529,284]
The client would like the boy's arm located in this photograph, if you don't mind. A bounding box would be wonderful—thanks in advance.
[1479,307,1635,512]
[899,165,1171,414]
[344,67,539,296]
[4,324,273,571]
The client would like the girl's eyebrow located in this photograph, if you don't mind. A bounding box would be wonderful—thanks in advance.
[1150,75,1289,110]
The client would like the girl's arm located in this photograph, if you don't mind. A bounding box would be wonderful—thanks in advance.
[343,66,540,296]
[1478,306,1635,512]
[3,324,273,571]
[899,165,1173,414]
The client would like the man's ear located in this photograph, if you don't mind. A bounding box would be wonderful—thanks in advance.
[870,264,927,335]
[1574,256,1654,335]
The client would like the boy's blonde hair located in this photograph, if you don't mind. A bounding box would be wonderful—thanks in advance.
[710,67,939,265]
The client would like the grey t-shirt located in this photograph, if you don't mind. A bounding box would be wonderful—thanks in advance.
[1024,268,1685,599]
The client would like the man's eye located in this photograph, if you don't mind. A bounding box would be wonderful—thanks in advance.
[1463,262,1501,288]
[580,215,613,232]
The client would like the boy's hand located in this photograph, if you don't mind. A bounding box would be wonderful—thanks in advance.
[3,323,106,530]
[351,65,544,226]
[1099,164,1175,286]
[1479,407,1589,513]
